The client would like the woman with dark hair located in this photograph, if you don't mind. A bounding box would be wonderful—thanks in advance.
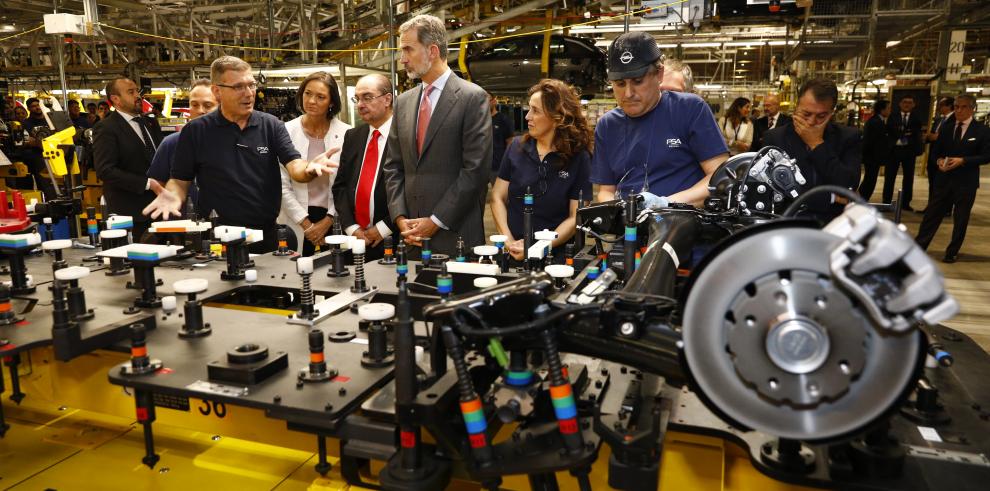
[719,96,753,155]
[491,79,593,261]
[277,71,351,256]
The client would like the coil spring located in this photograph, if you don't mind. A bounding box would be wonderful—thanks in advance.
[354,252,366,284]
[540,328,566,386]
[441,325,477,400]
[300,274,314,306]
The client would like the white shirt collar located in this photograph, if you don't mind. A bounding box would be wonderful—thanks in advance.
[424,67,453,92]
[371,115,393,140]
[115,108,138,120]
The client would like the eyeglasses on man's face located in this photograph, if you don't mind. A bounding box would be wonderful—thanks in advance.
[350,93,388,104]
[216,82,259,93]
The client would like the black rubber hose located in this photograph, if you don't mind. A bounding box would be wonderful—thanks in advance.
[623,211,701,298]
[782,184,866,217]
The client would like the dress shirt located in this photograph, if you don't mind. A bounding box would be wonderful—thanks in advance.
[954,116,973,141]
[416,67,455,232]
[345,116,394,240]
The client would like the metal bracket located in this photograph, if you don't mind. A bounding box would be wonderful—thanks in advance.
[287,287,378,326]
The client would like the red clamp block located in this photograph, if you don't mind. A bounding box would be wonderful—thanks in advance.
[0,191,32,233]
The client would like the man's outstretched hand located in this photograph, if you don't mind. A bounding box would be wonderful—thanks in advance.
[306,147,341,177]
[142,180,182,220]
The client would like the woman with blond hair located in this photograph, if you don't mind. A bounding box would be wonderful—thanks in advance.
[491,79,593,261]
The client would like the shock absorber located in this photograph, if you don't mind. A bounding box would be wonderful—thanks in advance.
[351,237,368,293]
[295,257,317,321]
[441,325,497,467]
[539,307,584,453]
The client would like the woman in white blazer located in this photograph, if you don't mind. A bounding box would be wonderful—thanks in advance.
[719,97,753,156]
[278,71,351,256]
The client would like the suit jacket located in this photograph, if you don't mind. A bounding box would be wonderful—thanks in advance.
[752,113,791,152]
[927,113,952,166]
[931,117,990,190]
[861,115,892,165]
[333,123,396,246]
[887,110,923,156]
[382,73,492,255]
[764,122,861,221]
[93,110,164,220]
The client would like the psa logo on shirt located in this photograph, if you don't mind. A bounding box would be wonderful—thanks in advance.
[257,146,269,154]
[666,138,682,148]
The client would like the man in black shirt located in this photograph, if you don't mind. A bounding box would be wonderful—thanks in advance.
[67,100,91,129]
[143,56,338,253]
[17,98,57,200]
[763,78,861,222]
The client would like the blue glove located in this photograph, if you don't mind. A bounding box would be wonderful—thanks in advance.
[639,192,669,209]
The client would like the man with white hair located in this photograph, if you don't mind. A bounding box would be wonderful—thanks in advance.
[660,58,693,93]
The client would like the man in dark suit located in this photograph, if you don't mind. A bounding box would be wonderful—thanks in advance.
[858,99,892,200]
[764,78,861,222]
[915,94,990,263]
[333,74,395,261]
[883,95,924,209]
[93,77,164,240]
[921,96,954,213]
[383,14,492,256]
[752,94,792,152]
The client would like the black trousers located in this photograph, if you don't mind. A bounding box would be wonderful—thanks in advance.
[858,160,883,200]
[915,180,977,257]
[883,148,917,205]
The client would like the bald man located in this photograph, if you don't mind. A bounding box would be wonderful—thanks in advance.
[752,94,792,152]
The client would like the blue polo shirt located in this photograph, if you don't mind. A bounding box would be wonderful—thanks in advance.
[498,136,592,242]
[591,91,727,198]
[171,109,300,227]
[148,131,199,203]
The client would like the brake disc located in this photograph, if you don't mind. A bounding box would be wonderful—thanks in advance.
[682,227,921,441]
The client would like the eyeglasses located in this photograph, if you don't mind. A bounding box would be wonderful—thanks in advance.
[350,93,388,104]
[217,82,258,93]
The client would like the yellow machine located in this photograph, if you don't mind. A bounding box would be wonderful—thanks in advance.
[40,125,80,178]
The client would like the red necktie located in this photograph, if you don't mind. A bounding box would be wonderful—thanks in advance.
[355,129,381,228]
[416,84,434,155]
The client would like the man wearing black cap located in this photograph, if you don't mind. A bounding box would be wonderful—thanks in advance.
[592,32,728,205]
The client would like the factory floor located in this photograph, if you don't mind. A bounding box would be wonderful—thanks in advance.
[0,171,986,490]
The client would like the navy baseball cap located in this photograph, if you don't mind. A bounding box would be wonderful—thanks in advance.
[607,32,664,81]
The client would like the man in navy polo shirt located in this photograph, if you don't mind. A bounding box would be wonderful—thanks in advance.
[592,32,728,205]
[142,56,338,252]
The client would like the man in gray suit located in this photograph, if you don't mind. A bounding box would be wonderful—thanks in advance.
[383,14,492,256]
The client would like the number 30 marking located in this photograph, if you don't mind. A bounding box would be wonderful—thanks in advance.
[197,400,227,418]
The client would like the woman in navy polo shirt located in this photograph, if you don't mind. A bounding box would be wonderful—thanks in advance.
[491,79,593,261]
